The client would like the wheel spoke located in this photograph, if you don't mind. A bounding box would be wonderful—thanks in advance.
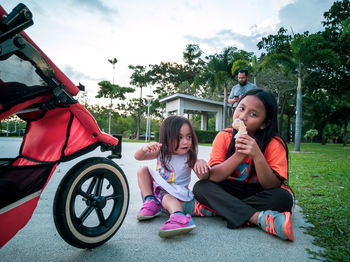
[96,208,107,227]
[78,206,94,227]
[78,188,94,200]
[105,193,123,200]
[94,176,104,196]
[86,176,97,195]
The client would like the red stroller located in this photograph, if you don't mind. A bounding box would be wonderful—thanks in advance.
[0,4,129,248]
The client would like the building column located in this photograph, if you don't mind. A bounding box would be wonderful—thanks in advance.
[201,112,208,130]
[216,109,223,131]
[165,103,170,116]
[178,99,184,116]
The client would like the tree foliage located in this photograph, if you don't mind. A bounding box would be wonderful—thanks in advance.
[128,65,151,138]
[147,44,206,97]
[87,0,349,150]
[257,67,296,134]
[258,25,341,149]
[96,80,135,108]
[257,27,292,56]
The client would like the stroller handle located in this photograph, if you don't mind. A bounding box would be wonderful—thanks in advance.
[0,3,33,42]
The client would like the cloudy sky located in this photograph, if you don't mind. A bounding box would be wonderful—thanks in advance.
[1,0,336,102]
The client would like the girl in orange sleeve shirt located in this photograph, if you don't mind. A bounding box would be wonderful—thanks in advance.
[193,89,294,241]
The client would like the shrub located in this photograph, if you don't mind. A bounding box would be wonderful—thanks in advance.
[154,131,159,141]
[304,129,318,142]
[195,130,219,144]
[154,130,218,144]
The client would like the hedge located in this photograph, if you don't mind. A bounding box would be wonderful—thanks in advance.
[154,130,219,144]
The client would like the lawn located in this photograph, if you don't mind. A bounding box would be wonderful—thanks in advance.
[288,143,350,262]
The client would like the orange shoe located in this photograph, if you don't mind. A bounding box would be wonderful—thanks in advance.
[257,210,294,241]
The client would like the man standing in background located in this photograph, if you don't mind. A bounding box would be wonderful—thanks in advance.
[228,69,258,108]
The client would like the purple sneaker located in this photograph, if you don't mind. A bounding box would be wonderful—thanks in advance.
[137,199,161,221]
[158,213,196,238]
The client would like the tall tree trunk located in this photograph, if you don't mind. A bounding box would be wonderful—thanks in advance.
[287,114,292,143]
[136,87,143,140]
[108,98,112,134]
[321,125,327,145]
[294,65,302,152]
[223,86,227,128]
[343,122,348,147]
[252,55,257,86]
[278,95,286,137]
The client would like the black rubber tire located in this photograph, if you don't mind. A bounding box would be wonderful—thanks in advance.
[53,157,129,248]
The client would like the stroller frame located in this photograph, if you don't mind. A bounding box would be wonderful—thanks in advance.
[0,3,129,248]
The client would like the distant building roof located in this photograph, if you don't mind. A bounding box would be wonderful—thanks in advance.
[159,93,227,106]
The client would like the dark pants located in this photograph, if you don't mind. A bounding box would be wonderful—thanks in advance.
[193,179,293,228]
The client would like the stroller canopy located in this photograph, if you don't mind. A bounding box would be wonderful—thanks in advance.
[0,4,79,120]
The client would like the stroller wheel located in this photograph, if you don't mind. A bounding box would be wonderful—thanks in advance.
[53,157,129,248]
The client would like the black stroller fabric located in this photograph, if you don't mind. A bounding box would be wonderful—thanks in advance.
[0,82,51,113]
[0,162,54,208]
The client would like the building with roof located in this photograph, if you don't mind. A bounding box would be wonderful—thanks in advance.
[159,93,231,131]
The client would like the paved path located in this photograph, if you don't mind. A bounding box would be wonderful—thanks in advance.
[0,138,323,261]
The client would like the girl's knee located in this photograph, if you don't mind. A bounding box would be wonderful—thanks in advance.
[162,193,175,202]
[137,166,150,177]
[193,179,212,197]
[272,189,294,211]
[281,190,294,211]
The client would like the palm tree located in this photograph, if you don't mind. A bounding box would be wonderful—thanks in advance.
[231,54,258,85]
[106,57,118,134]
[96,80,135,134]
[260,32,339,151]
[251,55,258,85]
[108,58,118,84]
[129,65,150,139]
[205,47,238,128]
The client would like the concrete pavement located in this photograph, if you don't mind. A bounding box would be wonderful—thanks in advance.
[0,138,324,261]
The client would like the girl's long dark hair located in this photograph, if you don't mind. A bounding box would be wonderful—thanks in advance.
[158,115,198,168]
[226,89,289,181]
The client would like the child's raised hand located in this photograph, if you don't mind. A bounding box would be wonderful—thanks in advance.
[194,159,211,180]
[142,142,162,153]
[235,134,261,159]
[134,142,161,160]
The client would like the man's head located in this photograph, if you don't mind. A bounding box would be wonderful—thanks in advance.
[237,69,248,86]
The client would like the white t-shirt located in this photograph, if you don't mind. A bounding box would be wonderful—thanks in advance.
[148,153,193,201]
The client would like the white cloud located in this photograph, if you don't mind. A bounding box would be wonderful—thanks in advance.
[0,0,337,103]
[277,0,337,33]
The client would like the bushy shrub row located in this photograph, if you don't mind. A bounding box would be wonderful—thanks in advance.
[195,130,218,144]
[154,130,218,144]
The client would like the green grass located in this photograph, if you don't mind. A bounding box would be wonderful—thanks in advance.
[122,138,147,143]
[288,143,350,262]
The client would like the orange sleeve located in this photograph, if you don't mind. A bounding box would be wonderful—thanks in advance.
[264,138,288,180]
[208,130,232,167]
